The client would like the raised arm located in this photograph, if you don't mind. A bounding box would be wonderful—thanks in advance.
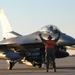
[54,31,60,43]
[39,34,46,44]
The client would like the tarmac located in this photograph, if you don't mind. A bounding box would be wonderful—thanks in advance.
[0,56,75,75]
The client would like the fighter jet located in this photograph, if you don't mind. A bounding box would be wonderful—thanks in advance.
[0,9,75,70]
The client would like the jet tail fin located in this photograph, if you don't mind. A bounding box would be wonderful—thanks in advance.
[0,9,22,39]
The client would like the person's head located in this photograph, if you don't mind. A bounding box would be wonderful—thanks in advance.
[48,35,52,40]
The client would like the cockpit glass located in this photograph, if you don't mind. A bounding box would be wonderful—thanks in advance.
[39,25,61,33]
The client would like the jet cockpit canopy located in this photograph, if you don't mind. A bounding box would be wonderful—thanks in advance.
[39,25,61,33]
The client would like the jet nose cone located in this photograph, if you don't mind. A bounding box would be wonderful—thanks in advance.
[58,33,75,46]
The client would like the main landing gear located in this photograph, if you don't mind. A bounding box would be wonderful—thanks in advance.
[6,60,16,70]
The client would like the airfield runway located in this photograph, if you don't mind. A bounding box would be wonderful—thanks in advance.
[0,56,75,75]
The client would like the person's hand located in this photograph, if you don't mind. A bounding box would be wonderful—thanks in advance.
[56,30,60,35]
[39,34,41,36]
[54,29,60,33]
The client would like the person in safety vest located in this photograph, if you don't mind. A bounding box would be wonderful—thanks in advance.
[39,30,60,72]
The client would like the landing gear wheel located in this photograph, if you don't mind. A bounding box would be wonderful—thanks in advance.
[38,63,42,68]
[7,62,15,70]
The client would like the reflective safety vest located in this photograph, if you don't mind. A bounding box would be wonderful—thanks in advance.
[46,40,55,48]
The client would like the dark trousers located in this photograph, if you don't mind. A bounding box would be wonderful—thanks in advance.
[45,48,56,72]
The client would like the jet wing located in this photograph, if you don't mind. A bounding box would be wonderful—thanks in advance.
[0,32,42,45]
[0,37,20,45]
